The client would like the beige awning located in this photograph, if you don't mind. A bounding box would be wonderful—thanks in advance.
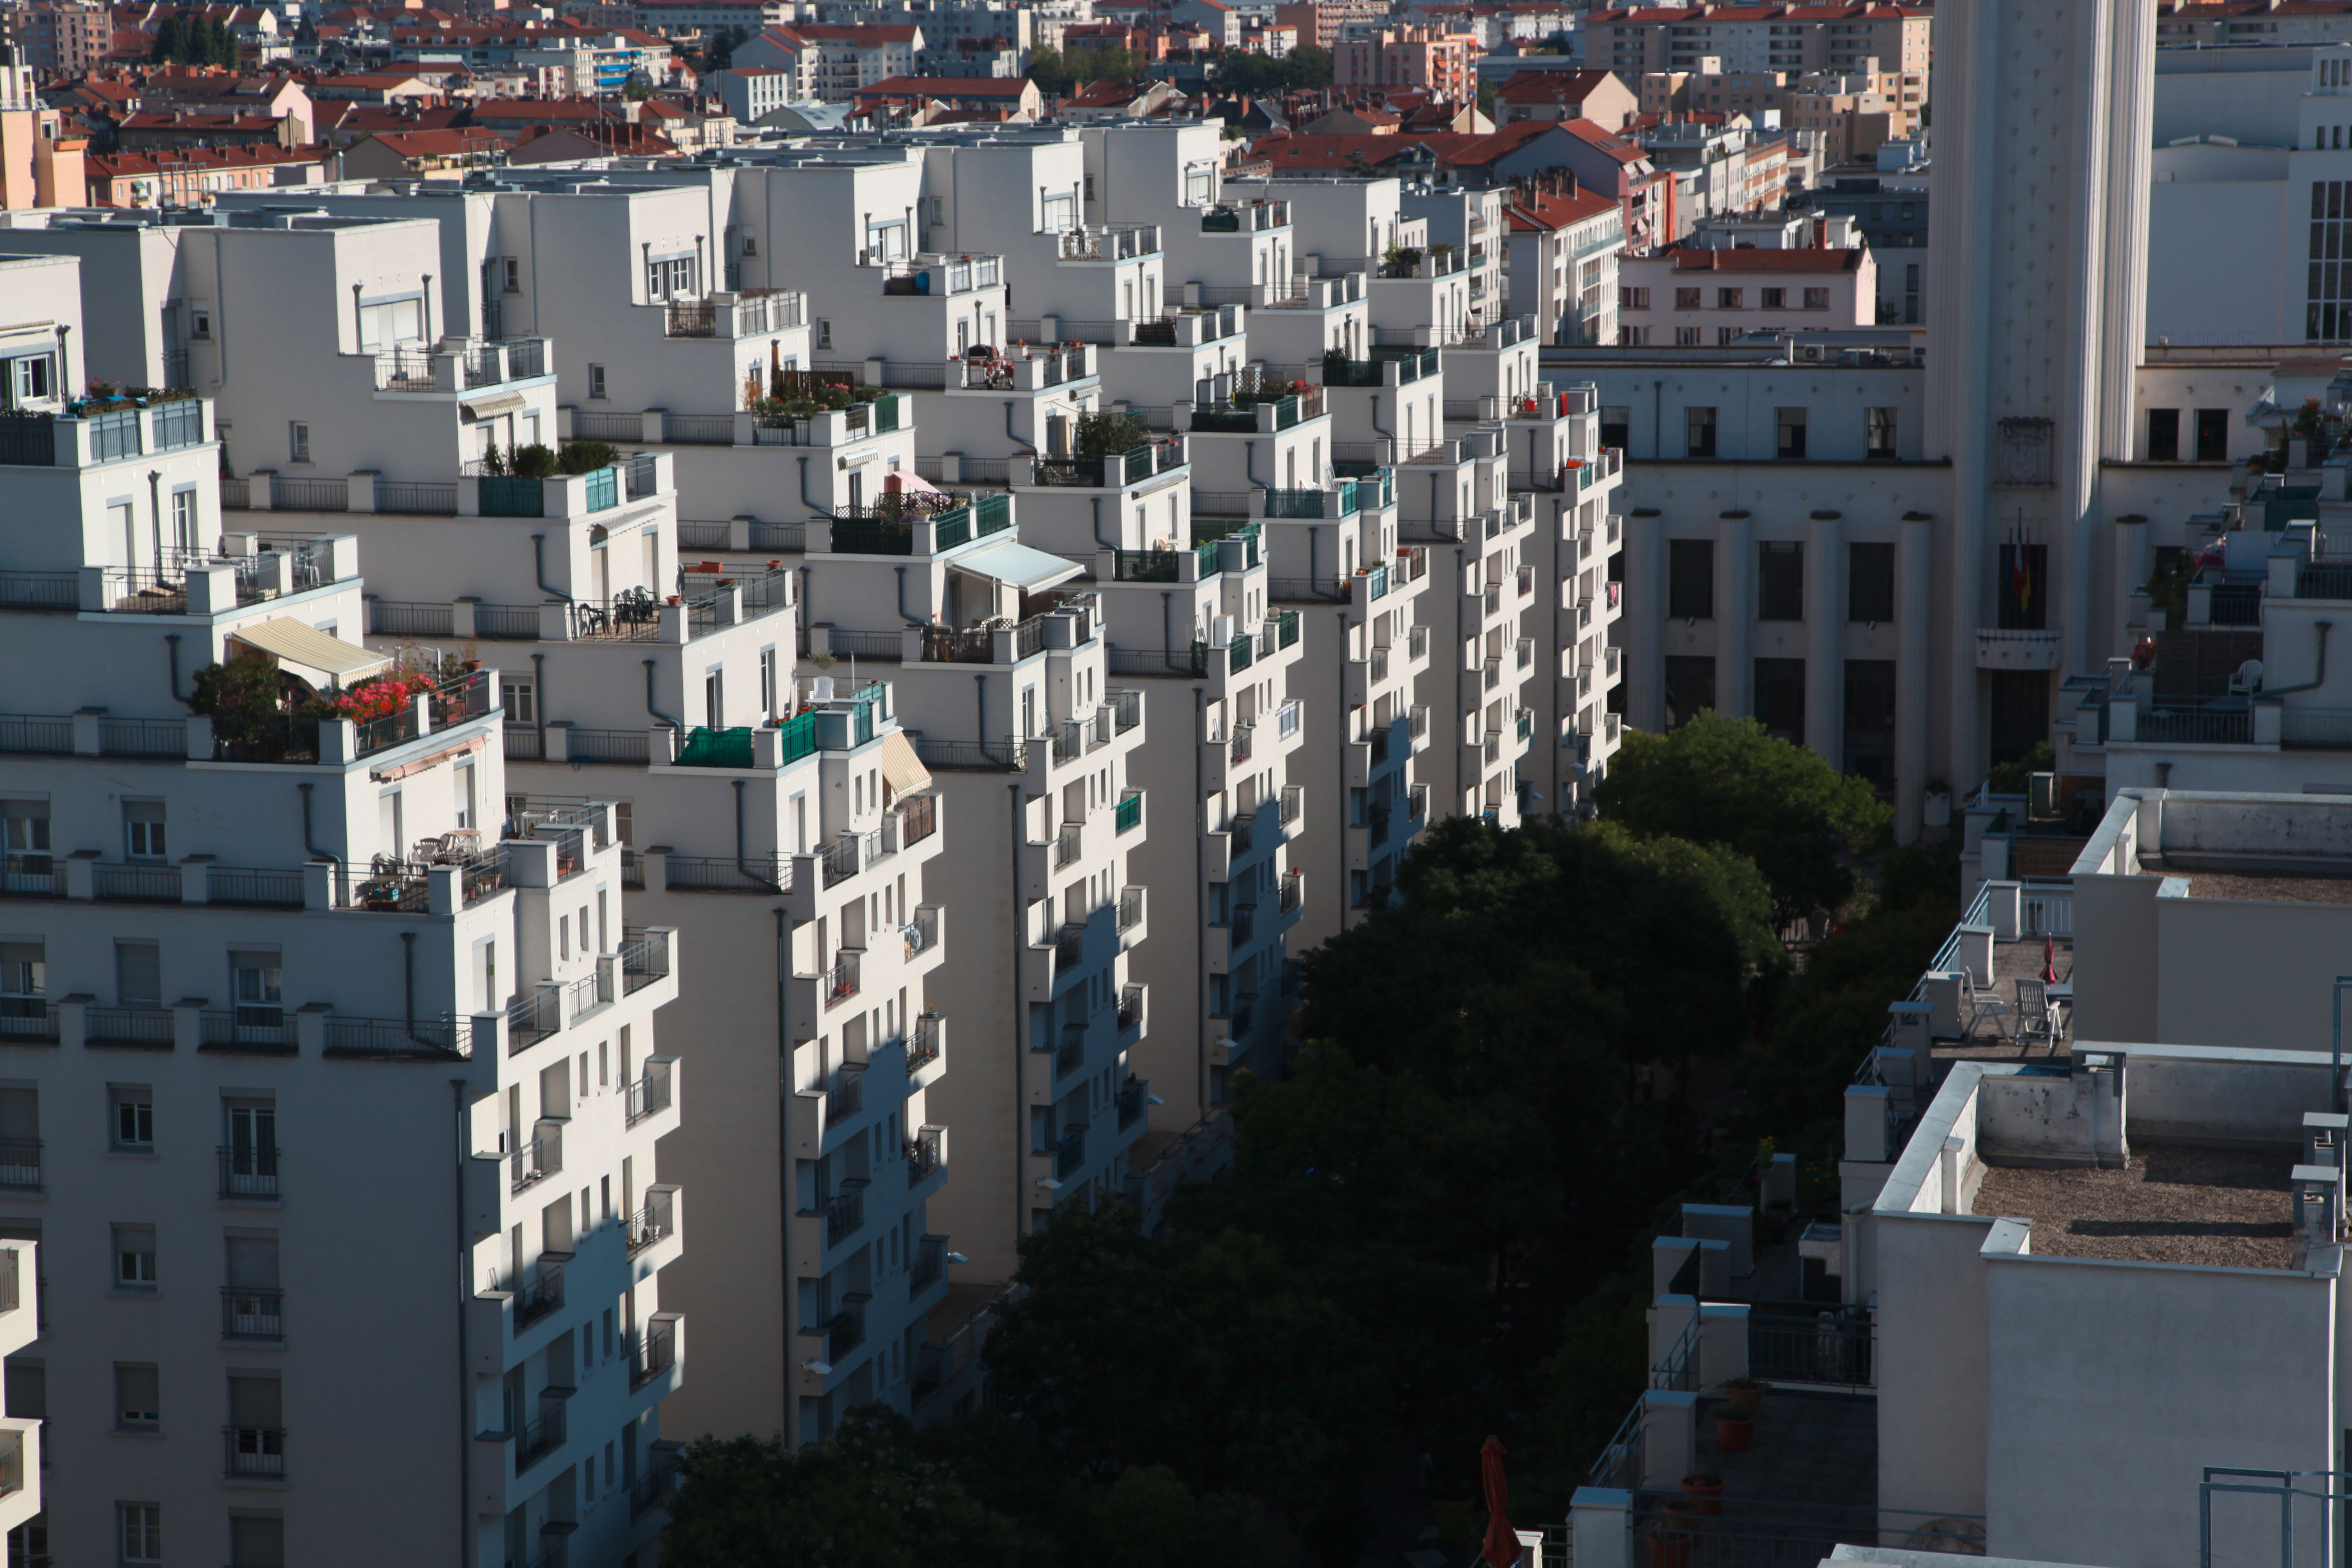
[879,728,932,799]
[461,392,527,419]
[228,616,392,684]
[951,539,1085,592]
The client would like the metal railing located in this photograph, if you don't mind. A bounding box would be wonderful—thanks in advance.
[627,1191,674,1255]
[204,1010,291,1050]
[626,1059,673,1125]
[508,1130,560,1194]
[218,1143,279,1197]
[222,1286,283,1340]
[823,1184,864,1245]
[665,854,790,893]
[506,986,560,1052]
[907,1127,942,1187]
[1749,1305,1875,1389]
[94,861,183,901]
[1119,885,1145,930]
[822,950,861,1008]
[0,1140,37,1189]
[85,1006,170,1046]
[224,1425,286,1479]
[908,1011,943,1070]
[1055,921,1087,974]
[621,928,670,994]
[516,1401,567,1472]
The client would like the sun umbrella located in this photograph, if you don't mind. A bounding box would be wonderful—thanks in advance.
[1480,1436,1517,1568]
[2041,933,2058,985]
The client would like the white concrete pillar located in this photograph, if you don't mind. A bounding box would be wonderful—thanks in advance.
[1715,511,1752,718]
[1630,509,1665,733]
[1805,510,1843,764]
[1896,513,1933,843]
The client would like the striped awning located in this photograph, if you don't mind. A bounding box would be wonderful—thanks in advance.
[227,616,391,683]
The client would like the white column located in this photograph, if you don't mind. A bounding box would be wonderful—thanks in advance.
[1805,510,1844,765]
[1630,508,1666,733]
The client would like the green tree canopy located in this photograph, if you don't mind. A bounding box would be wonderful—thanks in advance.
[1594,711,1891,925]
[661,1415,1027,1568]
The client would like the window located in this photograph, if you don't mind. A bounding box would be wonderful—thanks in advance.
[1866,407,1898,460]
[122,799,166,861]
[230,1515,285,1568]
[1675,286,1701,309]
[1620,286,1651,310]
[1754,656,1806,744]
[2,353,54,409]
[356,296,421,348]
[645,254,699,300]
[1761,286,1786,309]
[1776,407,1808,460]
[502,676,536,725]
[704,669,724,729]
[226,1100,278,1196]
[1685,406,1717,459]
[588,364,607,400]
[171,488,198,554]
[1601,405,1630,449]
[760,648,777,718]
[1664,655,1715,729]
[502,257,521,293]
[1758,542,1803,620]
[816,319,833,351]
[1718,328,1744,347]
[1848,542,1896,623]
[116,1363,159,1429]
[0,941,40,1024]
[115,1224,157,1290]
[113,1086,154,1150]
[231,952,281,1027]
[3,800,50,886]
[118,1504,162,1565]
[1844,659,1897,788]
[1620,325,1652,346]
[2147,408,2181,462]
[1717,287,1743,309]
[288,422,310,464]
[1668,538,1715,619]
[1041,192,1077,231]
[1677,327,1703,346]
[2195,408,2230,462]
[1804,287,1831,309]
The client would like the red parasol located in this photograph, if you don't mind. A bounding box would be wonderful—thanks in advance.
[2041,933,2058,986]
[1480,1436,1517,1568]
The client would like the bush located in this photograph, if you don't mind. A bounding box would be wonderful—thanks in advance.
[507,444,559,479]
[1073,410,1148,458]
[557,440,619,475]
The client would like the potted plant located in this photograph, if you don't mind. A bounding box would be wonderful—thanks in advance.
[1715,1413,1757,1452]
[1650,1500,1703,1568]
[1720,1377,1766,1420]
[1681,1470,1725,1516]
[1922,779,1952,829]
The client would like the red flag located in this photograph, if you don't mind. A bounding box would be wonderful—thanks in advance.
[1481,1436,1517,1568]
[2042,934,2058,985]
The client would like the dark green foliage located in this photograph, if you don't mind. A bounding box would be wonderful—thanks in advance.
[1595,711,1891,924]
[507,443,559,479]
[150,13,239,65]
[557,439,620,475]
[1216,45,1332,92]
[1072,410,1148,458]
[1026,46,1144,93]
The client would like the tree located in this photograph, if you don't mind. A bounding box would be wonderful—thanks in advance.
[707,24,749,68]
[660,1413,1026,1568]
[1476,78,1497,120]
[1594,711,1890,926]
[1073,410,1149,458]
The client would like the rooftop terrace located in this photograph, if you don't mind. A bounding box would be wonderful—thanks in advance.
[1973,1144,2296,1269]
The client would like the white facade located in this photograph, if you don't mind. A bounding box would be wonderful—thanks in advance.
[0,251,678,1568]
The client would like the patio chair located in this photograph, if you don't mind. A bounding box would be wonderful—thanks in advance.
[2014,979,2054,1050]
[1968,985,2012,1042]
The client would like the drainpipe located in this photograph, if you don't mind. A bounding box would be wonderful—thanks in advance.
[297,781,338,867]
[1003,400,1035,454]
[1310,526,1319,587]
[1161,591,1174,671]
[894,565,923,625]
[974,674,988,757]
[1246,438,1263,491]
[1456,546,1467,806]
[531,534,570,602]
[531,652,547,752]
[165,633,187,705]
[773,906,793,1431]
[1008,781,1025,1241]
[1091,496,1116,551]
[147,469,162,573]
[1652,379,1664,462]
[734,779,775,890]
[451,1075,473,1568]
[797,456,839,521]
[643,659,679,730]
[1371,392,1389,441]
[1336,609,1348,920]
[400,930,418,1037]
[2260,620,2333,696]
[1193,684,1208,1114]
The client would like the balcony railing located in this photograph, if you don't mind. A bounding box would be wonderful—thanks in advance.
[0,1140,35,1191]
[222,1286,284,1340]
[1280,869,1303,912]
[1117,1077,1145,1129]
[1119,884,1145,930]
[1118,983,1144,1031]
[218,1143,279,1198]
[824,1184,864,1246]
[515,1256,567,1328]
[224,1425,286,1479]
[516,1401,567,1473]
[823,949,862,1008]
[625,1059,673,1125]
[627,1190,675,1255]
[1054,1124,1088,1178]
[509,1129,560,1194]
[907,1126,942,1187]
[908,1010,943,1071]
[621,928,671,994]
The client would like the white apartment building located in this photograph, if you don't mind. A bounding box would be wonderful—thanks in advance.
[1615,241,1877,347]
[0,251,678,1568]
[1583,3,1932,79]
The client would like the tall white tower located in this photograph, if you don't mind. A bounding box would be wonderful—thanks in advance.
[1924,0,2156,786]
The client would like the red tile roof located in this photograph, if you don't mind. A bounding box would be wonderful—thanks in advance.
[1504,185,1620,232]
[1495,68,1620,103]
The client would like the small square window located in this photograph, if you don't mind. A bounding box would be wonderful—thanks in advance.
[113,1086,154,1150]
[588,364,607,401]
[287,422,310,464]
[1674,286,1701,310]
[1718,288,1743,309]
[502,257,520,293]
[114,1224,157,1291]
[1804,287,1831,309]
